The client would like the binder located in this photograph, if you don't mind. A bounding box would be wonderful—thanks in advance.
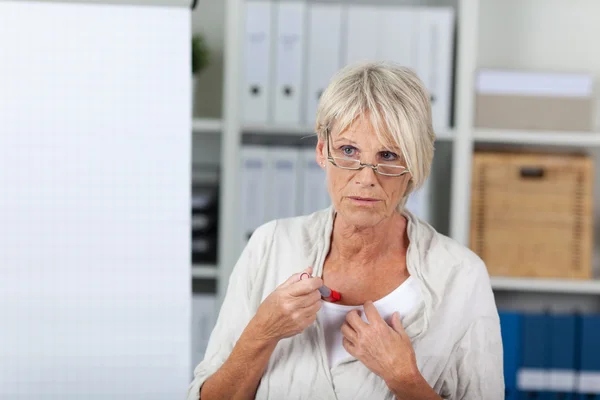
[240,146,270,241]
[577,315,600,399]
[272,1,306,125]
[304,3,343,125]
[342,5,455,133]
[242,1,273,124]
[344,5,380,65]
[415,7,455,133]
[518,313,552,400]
[548,315,580,400]
[379,6,419,71]
[266,147,300,221]
[299,148,329,215]
[500,311,522,400]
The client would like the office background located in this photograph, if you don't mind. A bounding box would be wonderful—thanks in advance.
[1,0,600,398]
[194,0,600,399]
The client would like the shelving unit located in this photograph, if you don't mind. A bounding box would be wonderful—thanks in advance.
[194,0,600,310]
[242,124,456,141]
[457,0,600,311]
[192,118,222,133]
[242,123,317,136]
[491,277,600,295]
[474,129,600,147]
[192,264,219,279]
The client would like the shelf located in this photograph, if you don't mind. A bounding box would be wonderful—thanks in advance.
[474,129,600,147]
[192,118,222,133]
[435,129,454,141]
[192,264,218,279]
[243,124,455,141]
[491,277,600,295]
[243,124,316,136]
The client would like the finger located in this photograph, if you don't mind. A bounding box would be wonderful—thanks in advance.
[301,311,318,328]
[288,276,324,297]
[390,312,406,336]
[305,299,322,314]
[298,301,322,326]
[279,266,313,289]
[363,301,383,325]
[342,337,356,356]
[295,289,322,308]
[340,321,358,342]
[346,309,367,331]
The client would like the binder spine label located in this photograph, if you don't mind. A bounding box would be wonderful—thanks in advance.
[548,370,577,392]
[578,372,600,394]
[517,368,549,391]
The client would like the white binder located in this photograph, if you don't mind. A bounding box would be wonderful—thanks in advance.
[273,1,306,125]
[242,1,273,124]
[299,148,329,215]
[416,7,455,133]
[380,7,420,71]
[304,3,343,125]
[344,5,380,65]
[267,147,300,221]
[240,146,270,241]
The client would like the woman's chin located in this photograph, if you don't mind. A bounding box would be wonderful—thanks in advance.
[338,205,384,228]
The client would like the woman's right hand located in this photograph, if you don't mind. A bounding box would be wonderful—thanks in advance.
[251,267,323,343]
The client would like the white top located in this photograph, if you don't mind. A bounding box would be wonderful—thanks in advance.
[187,207,504,400]
[319,276,422,368]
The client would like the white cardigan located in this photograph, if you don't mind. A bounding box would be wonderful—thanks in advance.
[187,208,504,400]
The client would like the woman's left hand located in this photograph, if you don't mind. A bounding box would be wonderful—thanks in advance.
[341,301,420,387]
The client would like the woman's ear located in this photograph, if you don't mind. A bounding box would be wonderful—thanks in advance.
[315,138,326,169]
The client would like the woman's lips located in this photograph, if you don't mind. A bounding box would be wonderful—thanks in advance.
[348,196,380,205]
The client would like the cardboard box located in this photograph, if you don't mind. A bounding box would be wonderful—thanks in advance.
[474,69,595,131]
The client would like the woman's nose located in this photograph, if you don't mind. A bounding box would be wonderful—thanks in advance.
[354,165,377,187]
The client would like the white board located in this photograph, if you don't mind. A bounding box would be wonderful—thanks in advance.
[0,1,191,399]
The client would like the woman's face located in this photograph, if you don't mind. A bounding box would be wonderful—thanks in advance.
[316,117,412,228]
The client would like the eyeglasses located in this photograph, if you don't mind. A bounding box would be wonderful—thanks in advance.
[326,130,410,177]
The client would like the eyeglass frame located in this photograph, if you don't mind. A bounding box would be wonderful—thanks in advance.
[325,129,411,177]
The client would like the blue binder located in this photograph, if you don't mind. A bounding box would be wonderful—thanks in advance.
[548,314,580,400]
[500,311,522,400]
[519,313,552,400]
[578,315,600,400]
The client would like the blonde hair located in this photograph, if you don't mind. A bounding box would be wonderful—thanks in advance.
[315,61,435,207]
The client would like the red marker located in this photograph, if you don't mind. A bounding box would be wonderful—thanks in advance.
[300,272,342,303]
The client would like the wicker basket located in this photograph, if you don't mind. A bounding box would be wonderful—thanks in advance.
[470,151,594,279]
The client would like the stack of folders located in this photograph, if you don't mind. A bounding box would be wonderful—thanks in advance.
[500,311,600,399]
[240,145,330,242]
[242,1,455,132]
[240,145,433,243]
[475,69,595,131]
[191,184,219,264]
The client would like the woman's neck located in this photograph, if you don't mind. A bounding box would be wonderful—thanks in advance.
[329,211,409,268]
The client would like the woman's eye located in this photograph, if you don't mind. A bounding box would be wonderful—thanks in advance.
[341,146,356,156]
[381,151,398,161]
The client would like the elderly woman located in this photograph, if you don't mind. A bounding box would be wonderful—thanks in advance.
[187,62,504,400]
